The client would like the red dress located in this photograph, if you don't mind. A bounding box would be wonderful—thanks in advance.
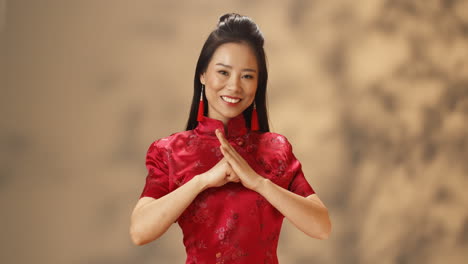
[139,113,315,264]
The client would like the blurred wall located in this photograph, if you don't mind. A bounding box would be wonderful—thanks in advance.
[2,0,468,263]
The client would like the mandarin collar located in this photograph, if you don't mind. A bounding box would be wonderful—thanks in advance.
[194,114,248,138]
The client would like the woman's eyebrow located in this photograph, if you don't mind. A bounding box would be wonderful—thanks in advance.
[215,63,257,72]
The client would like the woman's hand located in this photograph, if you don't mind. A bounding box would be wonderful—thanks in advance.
[215,129,264,191]
[199,157,240,190]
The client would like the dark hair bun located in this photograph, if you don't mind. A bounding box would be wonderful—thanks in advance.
[214,13,264,47]
[218,13,242,26]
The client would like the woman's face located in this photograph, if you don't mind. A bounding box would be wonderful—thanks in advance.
[200,42,258,125]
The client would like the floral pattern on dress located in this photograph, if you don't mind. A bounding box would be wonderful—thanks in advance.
[139,114,316,264]
[210,145,223,158]
[186,133,202,152]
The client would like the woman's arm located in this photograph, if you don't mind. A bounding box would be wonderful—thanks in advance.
[130,175,207,246]
[254,179,332,239]
[130,156,239,246]
[214,129,331,240]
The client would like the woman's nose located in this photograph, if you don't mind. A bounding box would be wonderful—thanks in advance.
[227,75,241,91]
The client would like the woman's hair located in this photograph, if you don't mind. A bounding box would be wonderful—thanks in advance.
[185,13,270,132]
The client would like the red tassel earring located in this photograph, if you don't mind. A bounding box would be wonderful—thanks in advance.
[197,84,204,122]
[251,101,259,131]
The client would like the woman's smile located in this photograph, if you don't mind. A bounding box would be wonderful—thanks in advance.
[221,95,242,105]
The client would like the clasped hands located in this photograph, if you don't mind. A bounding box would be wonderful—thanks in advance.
[200,129,264,191]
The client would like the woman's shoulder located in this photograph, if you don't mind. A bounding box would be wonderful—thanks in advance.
[147,130,193,149]
[254,131,294,152]
[257,131,292,143]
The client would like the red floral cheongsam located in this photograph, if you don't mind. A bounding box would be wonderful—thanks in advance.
[139,113,315,264]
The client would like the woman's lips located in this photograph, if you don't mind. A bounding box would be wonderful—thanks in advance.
[220,96,241,105]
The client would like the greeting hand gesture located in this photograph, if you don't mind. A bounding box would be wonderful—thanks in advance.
[215,129,264,191]
[200,157,240,189]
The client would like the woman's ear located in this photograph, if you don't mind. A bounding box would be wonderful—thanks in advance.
[200,73,205,85]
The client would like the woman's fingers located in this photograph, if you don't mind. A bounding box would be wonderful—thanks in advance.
[213,130,264,190]
[215,130,234,152]
[219,141,246,175]
[216,130,242,161]
[225,164,240,183]
[216,129,247,172]
[217,130,248,169]
[226,173,236,181]
[215,129,259,188]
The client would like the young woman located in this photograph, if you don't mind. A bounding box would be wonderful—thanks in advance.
[130,13,331,264]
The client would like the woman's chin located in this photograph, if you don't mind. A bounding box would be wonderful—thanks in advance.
[217,108,244,118]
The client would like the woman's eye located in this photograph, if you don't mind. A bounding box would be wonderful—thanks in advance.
[218,70,228,76]
[244,75,254,79]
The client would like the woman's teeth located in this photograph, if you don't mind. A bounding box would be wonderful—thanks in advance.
[221,96,241,103]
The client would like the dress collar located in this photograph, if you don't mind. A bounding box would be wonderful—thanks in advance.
[194,113,248,138]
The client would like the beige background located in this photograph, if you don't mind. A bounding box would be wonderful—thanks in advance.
[2,0,468,263]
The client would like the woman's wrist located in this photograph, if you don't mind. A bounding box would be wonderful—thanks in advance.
[195,173,210,192]
[252,177,269,193]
